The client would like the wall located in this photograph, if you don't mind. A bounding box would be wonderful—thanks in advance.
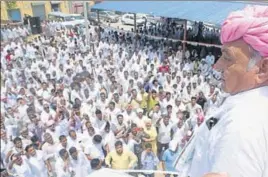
[0,1,9,21]
[59,1,70,13]
[0,1,70,21]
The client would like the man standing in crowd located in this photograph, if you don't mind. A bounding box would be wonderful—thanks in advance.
[162,141,181,177]
[105,140,138,170]
[141,143,159,177]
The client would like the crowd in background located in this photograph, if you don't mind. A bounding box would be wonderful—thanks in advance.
[0,17,224,177]
[126,18,221,45]
[1,24,30,43]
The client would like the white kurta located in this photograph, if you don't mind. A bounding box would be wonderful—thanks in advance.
[70,153,91,177]
[55,158,72,177]
[10,156,34,177]
[28,150,48,177]
[189,86,268,177]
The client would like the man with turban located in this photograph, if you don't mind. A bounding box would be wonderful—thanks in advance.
[187,5,268,177]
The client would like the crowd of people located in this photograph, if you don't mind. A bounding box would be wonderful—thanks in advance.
[125,18,221,45]
[0,18,224,177]
[1,24,30,43]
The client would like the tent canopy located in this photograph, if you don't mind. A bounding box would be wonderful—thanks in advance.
[93,1,268,26]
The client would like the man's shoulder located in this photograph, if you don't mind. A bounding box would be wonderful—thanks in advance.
[214,90,268,140]
[231,93,268,123]
[36,149,45,157]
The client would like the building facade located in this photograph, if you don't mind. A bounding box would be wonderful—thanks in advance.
[0,1,70,22]
[71,1,102,14]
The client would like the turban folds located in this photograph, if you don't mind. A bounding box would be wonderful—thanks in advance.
[221,5,268,57]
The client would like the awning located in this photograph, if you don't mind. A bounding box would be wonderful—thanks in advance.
[93,1,268,27]
[51,1,61,4]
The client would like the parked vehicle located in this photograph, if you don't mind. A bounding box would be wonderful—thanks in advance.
[48,12,86,27]
[88,12,99,25]
[81,11,98,25]
[136,13,161,25]
[98,11,119,23]
[121,14,145,26]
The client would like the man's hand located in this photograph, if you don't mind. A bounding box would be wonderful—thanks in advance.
[202,173,229,177]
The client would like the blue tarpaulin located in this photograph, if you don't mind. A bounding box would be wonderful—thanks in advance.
[93,1,268,26]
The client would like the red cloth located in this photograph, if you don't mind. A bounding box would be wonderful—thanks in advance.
[5,54,11,63]
[158,65,170,73]
[69,31,74,37]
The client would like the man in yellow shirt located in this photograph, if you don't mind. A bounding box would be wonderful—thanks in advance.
[147,90,159,112]
[140,88,148,114]
[129,89,142,110]
[105,140,138,170]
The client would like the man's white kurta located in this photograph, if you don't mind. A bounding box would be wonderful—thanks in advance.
[189,86,268,177]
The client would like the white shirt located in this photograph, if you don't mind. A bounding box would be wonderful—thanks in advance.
[121,138,139,153]
[204,99,221,117]
[57,142,72,153]
[149,110,162,126]
[42,142,58,160]
[69,152,91,177]
[104,107,121,123]
[189,86,268,177]
[187,103,202,118]
[91,118,107,135]
[85,142,104,160]
[67,136,83,151]
[17,104,28,121]
[0,139,13,166]
[172,126,185,144]
[132,116,148,128]
[45,129,61,143]
[55,158,72,177]
[103,131,117,152]
[27,150,48,177]
[10,156,34,177]
[157,120,173,144]
[40,110,56,126]
[174,103,187,113]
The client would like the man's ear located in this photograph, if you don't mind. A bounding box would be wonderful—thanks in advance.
[256,57,268,85]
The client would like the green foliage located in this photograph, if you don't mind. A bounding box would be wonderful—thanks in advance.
[6,1,17,9]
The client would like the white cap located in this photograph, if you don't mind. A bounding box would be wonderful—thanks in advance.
[136,108,143,113]
[144,118,152,125]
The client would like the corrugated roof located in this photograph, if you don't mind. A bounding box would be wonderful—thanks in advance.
[93,1,268,26]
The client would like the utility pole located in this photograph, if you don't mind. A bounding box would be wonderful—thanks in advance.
[83,1,90,45]
[68,1,72,14]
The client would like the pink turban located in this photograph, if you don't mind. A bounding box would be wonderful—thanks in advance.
[221,5,268,57]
